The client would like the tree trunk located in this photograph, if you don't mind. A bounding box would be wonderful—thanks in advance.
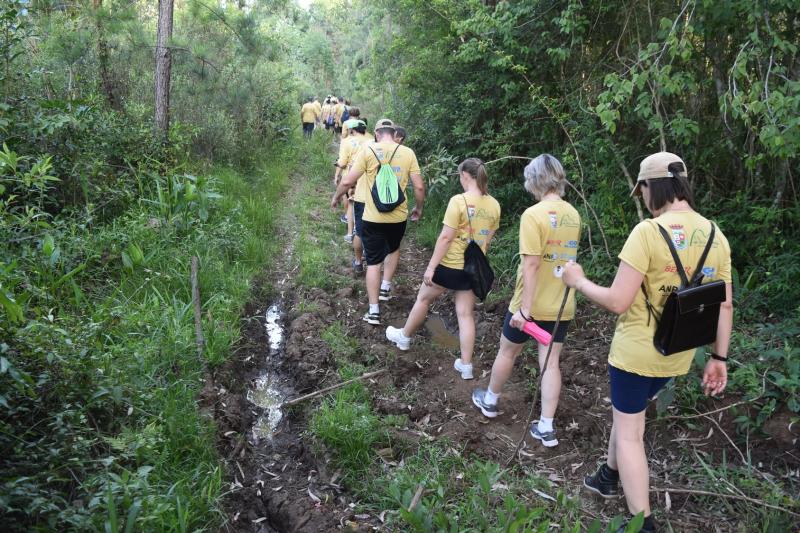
[154,0,174,141]
[93,0,122,112]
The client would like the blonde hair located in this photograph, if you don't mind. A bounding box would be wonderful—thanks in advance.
[458,158,488,194]
[523,154,566,199]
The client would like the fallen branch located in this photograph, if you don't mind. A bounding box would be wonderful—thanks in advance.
[408,483,425,512]
[191,256,205,364]
[650,487,800,518]
[281,369,387,408]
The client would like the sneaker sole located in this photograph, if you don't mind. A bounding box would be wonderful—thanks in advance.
[378,296,391,301]
[582,479,620,499]
[530,430,559,447]
[362,317,380,325]
[471,396,498,418]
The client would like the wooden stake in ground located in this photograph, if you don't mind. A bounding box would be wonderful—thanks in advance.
[191,256,205,363]
[281,369,387,408]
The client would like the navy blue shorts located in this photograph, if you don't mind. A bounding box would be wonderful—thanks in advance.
[608,365,672,414]
[501,311,570,345]
[353,201,365,238]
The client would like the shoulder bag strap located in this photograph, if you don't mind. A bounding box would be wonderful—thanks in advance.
[691,222,716,284]
[387,143,402,165]
[368,146,381,166]
[462,195,474,243]
[656,224,690,288]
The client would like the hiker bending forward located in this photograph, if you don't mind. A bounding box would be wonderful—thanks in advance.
[472,154,580,449]
[385,158,501,380]
[562,152,733,533]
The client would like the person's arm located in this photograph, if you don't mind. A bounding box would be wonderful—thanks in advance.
[409,172,425,221]
[422,225,457,286]
[562,260,643,315]
[508,255,541,329]
[331,167,361,208]
[702,282,733,396]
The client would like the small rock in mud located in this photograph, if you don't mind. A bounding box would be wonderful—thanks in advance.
[336,286,354,299]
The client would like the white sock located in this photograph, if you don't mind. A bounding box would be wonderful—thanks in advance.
[369,303,379,314]
[484,388,500,405]
[399,328,411,339]
[380,280,391,291]
[538,416,554,433]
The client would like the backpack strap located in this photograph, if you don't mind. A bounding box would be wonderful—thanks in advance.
[462,194,474,243]
[368,144,402,167]
[691,222,716,284]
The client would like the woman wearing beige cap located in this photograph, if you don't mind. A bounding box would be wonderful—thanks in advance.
[561,152,733,532]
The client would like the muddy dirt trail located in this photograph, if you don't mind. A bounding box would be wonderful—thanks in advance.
[203,158,799,532]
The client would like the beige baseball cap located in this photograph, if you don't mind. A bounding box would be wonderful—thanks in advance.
[631,152,687,197]
[374,118,395,131]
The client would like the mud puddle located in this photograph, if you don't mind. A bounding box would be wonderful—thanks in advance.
[424,313,460,349]
[247,303,286,442]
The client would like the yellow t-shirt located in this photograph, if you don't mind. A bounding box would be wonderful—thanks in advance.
[350,141,420,223]
[440,193,501,270]
[334,103,345,126]
[312,100,322,118]
[508,200,581,320]
[301,103,317,123]
[609,211,732,377]
[321,104,332,122]
[337,132,371,173]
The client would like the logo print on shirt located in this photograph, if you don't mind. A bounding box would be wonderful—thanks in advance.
[702,266,717,279]
[669,224,687,250]
[548,211,558,228]
[565,240,578,248]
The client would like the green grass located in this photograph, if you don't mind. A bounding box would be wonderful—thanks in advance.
[1,143,298,531]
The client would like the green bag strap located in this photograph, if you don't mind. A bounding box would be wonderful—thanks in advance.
[368,144,402,170]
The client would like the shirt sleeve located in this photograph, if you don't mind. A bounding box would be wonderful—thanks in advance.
[618,221,653,275]
[408,151,421,175]
[716,228,733,283]
[351,144,368,174]
[519,210,544,256]
[492,201,501,231]
[336,142,349,168]
[442,196,463,230]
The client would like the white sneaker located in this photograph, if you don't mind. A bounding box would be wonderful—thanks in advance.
[453,359,473,380]
[385,326,410,351]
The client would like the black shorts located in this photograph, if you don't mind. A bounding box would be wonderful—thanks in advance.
[334,125,342,134]
[353,201,365,238]
[608,365,672,414]
[502,311,571,344]
[432,264,472,291]
[325,122,332,130]
[361,220,406,266]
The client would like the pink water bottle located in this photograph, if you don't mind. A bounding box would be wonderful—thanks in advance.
[523,320,552,345]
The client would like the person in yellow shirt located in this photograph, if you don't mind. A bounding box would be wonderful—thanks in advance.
[385,158,500,380]
[393,126,406,145]
[341,107,362,139]
[472,154,580,447]
[330,119,425,325]
[333,96,346,136]
[300,98,317,138]
[561,152,732,533]
[333,120,371,267]
[312,97,322,127]
[321,97,333,131]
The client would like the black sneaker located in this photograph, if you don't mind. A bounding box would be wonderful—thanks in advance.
[362,311,380,325]
[471,388,499,418]
[583,463,621,499]
[352,259,364,274]
[378,288,391,301]
[530,421,559,447]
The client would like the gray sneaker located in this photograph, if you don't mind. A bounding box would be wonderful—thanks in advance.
[530,421,559,447]
[471,388,499,418]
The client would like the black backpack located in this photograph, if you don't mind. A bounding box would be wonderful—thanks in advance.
[642,222,726,355]
[461,195,495,301]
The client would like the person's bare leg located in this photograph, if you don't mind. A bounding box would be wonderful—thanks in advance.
[382,249,401,284]
[454,290,476,365]
[537,342,563,419]
[612,408,650,517]
[487,335,525,394]
[402,283,446,336]
[346,201,354,237]
[366,264,381,305]
[607,420,618,470]
[353,235,363,264]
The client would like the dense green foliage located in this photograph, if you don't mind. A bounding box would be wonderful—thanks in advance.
[0,0,318,529]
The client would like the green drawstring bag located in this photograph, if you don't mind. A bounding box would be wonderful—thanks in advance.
[369,145,405,212]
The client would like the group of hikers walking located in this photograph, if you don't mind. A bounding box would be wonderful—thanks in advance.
[314,96,733,533]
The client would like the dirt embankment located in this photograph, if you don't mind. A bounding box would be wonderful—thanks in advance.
[203,190,799,532]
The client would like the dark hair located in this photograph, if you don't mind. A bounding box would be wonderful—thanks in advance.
[458,157,489,195]
[353,123,367,134]
[394,126,406,141]
[645,162,695,211]
[349,107,360,117]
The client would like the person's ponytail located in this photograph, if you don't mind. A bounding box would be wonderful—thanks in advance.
[458,157,489,194]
